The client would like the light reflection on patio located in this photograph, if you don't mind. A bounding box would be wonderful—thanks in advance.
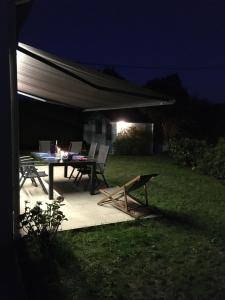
[20,166,133,231]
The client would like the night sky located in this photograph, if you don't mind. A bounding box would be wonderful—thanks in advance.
[18,0,225,103]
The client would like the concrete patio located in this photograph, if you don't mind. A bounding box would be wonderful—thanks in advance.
[20,165,135,231]
[20,165,159,232]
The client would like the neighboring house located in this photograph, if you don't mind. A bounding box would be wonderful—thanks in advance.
[83,111,154,154]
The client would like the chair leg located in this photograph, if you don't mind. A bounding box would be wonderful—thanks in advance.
[92,173,100,189]
[101,174,109,187]
[76,171,83,185]
[69,167,75,179]
[31,177,38,186]
[123,187,128,212]
[20,176,27,189]
[19,174,23,183]
[73,170,80,183]
[19,169,24,183]
[144,184,148,206]
[35,174,48,194]
[31,168,48,194]
[84,174,92,190]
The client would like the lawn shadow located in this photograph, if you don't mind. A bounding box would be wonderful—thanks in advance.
[148,206,225,246]
[16,236,97,300]
[151,206,200,228]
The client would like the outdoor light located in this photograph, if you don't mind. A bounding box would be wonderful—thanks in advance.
[116,120,132,134]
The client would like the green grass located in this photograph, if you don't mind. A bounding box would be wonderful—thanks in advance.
[17,154,225,300]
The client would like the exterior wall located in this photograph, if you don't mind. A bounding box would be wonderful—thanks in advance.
[83,117,154,154]
[111,122,154,154]
[83,118,113,151]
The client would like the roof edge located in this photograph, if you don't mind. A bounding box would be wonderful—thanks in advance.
[18,43,174,102]
[83,99,175,112]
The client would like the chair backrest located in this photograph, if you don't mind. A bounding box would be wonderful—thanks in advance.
[19,155,36,170]
[127,174,158,193]
[70,141,82,153]
[39,140,51,152]
[88,142,97,159]
[96,144,109,172]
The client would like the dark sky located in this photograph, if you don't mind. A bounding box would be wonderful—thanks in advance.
[19,0,225,103]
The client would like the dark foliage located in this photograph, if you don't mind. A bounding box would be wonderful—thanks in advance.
[199,137,225,179]
[168,137,225,180]
[168,137,207,167]
[113,126,152,155]
[145,73,189,99]
[143,73,225,144]
[101,67,125,80]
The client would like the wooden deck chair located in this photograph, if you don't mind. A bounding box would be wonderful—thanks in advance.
[98,174,158,218]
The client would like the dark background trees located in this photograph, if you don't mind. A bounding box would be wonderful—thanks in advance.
[143,73,225,147]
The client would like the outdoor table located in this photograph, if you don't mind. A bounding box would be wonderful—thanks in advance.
[31,152,96,200]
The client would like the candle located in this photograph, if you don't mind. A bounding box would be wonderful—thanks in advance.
[60,150,64,159]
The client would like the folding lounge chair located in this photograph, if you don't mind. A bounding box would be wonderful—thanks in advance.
[19,158,48,194]
[69,142,97,179]
[98,174,158,218]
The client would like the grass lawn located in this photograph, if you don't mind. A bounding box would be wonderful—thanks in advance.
[17,154,225,300]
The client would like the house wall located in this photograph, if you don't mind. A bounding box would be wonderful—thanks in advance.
[83,118,113,151]
[83,117,154,154]
[111,122,154,154]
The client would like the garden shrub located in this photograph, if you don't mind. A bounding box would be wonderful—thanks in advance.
[113,126,152,155]
[168,137,225,180]
[19,197,67,243]
[168,137,207,167]
[199,137,225,179]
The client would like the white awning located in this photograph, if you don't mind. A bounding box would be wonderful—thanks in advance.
[17,43,175,111]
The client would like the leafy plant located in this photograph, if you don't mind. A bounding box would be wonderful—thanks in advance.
[199,137,225,179]
[113,126,152,155]
[19,197,67,241]
[168,137,207,167]
[168,137,225,180]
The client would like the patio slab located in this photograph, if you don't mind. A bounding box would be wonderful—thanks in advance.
[20,166,134,231]
[20,166,157,231]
